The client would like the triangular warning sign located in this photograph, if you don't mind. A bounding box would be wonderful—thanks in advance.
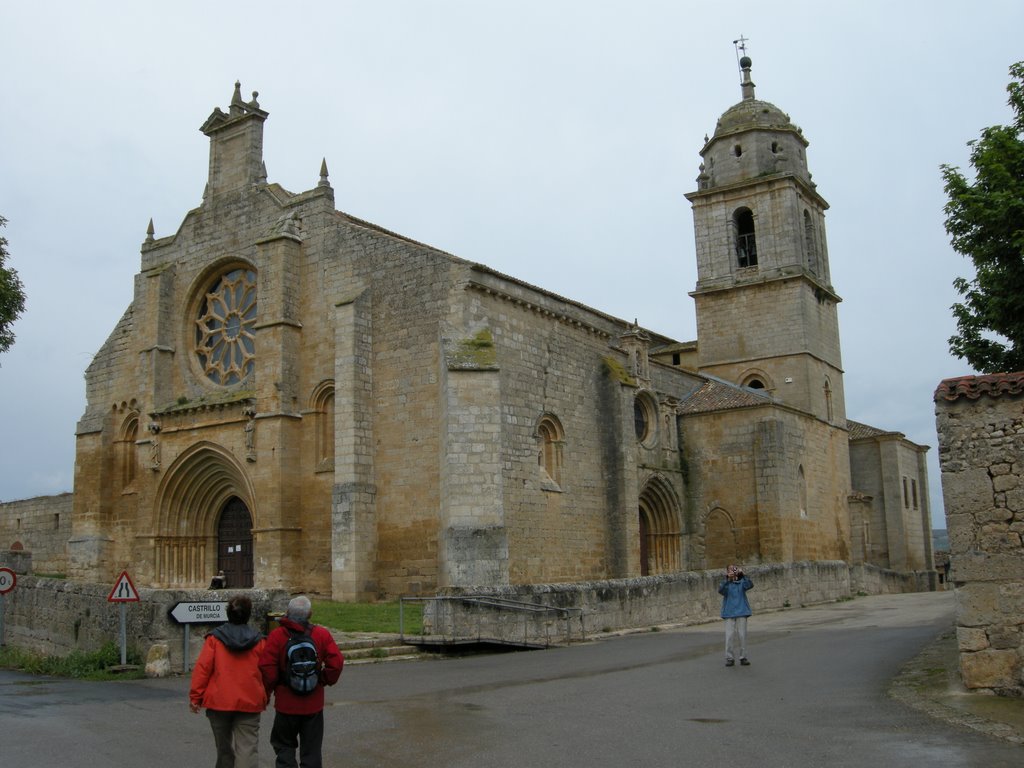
[107,570,140,602]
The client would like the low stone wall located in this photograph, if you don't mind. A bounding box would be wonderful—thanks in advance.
[425,561,928,642]
[850,563,935,595]
[1,576,287,671]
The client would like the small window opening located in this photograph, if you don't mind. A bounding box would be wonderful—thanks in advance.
[735,208,758,267]
[537,414,564,489]
[747,379,765,390]
[733,144,743,157]
[672,352,681,366]
[799,465,808,519]
[633,394,658,446]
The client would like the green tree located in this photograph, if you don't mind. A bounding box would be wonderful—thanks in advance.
[941,62,1024,374]
[0,215,27,358]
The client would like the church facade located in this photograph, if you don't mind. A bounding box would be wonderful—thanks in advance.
[60,59,933,600]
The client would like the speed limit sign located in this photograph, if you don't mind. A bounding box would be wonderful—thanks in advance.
[0,567,15,594]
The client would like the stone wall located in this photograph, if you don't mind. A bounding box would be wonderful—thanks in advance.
[0,493,72,575]
[935,372,1024,697]
[680,405,852,567]
[849,563,934,595]
[1,576,287,671]
[422,561,927,643]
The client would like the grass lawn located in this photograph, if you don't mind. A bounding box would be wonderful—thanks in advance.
[309,599,423,635]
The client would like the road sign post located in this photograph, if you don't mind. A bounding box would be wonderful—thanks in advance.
[168,601,228,671]
[0,567,16,647]
[107,571,140,666]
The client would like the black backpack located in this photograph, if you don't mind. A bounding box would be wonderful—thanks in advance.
[283,626,321,695]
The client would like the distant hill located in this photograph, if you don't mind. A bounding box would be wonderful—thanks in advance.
[932,529,949,552]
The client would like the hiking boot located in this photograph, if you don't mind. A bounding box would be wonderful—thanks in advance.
[725,659,735,666]
[740,658,750,666]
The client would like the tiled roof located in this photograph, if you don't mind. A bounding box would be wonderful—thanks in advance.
[847,419,903,441]
[678,378,772,415]
[934,371,1024,402]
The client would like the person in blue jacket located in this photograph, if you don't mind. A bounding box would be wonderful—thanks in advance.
[719,564,753,666]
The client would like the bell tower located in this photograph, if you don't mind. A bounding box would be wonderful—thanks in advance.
[685,55,845,426]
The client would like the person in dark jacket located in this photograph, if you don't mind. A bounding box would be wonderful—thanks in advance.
[259,595,343,768]
[718,564,754,667]
[189,594,268,768]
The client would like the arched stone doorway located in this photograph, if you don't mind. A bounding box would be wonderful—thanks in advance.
[217,497,254,588]
[638,475,682,575]
[153,442,256,588]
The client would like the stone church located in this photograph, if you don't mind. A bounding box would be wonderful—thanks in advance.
[58,58,933,600]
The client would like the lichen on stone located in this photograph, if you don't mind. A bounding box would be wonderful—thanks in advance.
[602,355,636,386]
[445,329,498,370]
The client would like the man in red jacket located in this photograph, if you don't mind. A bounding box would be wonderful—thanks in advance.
[259,595,343,768]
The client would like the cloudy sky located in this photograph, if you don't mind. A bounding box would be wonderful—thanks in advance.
[1,1,1021,530]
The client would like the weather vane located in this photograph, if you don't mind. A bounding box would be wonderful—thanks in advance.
[733,35,750,77]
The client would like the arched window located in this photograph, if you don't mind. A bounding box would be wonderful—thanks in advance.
[803,210,818,275]
[311,381,335,472]
[734,208,758,267]
[741,370,773,393]
[824,377,834,422]
[536,414,564,490]
[119,413,139,490]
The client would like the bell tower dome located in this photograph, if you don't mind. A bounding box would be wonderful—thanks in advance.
[685,56,845,425]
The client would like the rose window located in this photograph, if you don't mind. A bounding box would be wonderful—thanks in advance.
[195,268,257,385]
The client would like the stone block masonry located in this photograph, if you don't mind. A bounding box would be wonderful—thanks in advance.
[935,372,1024,697]
[0,493,72,576]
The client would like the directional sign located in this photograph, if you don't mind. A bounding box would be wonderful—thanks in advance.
[107,570,140,602]
[169,601,227,624]
[0,567,15,595]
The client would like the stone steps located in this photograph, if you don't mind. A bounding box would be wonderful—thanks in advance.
[328,630,425,665]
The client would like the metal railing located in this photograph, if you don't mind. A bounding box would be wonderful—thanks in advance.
[399,595,585,648]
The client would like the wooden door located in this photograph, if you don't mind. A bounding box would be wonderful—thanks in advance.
[217,497,254,588]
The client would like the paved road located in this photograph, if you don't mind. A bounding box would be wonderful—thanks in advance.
[1,591,1021,767]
